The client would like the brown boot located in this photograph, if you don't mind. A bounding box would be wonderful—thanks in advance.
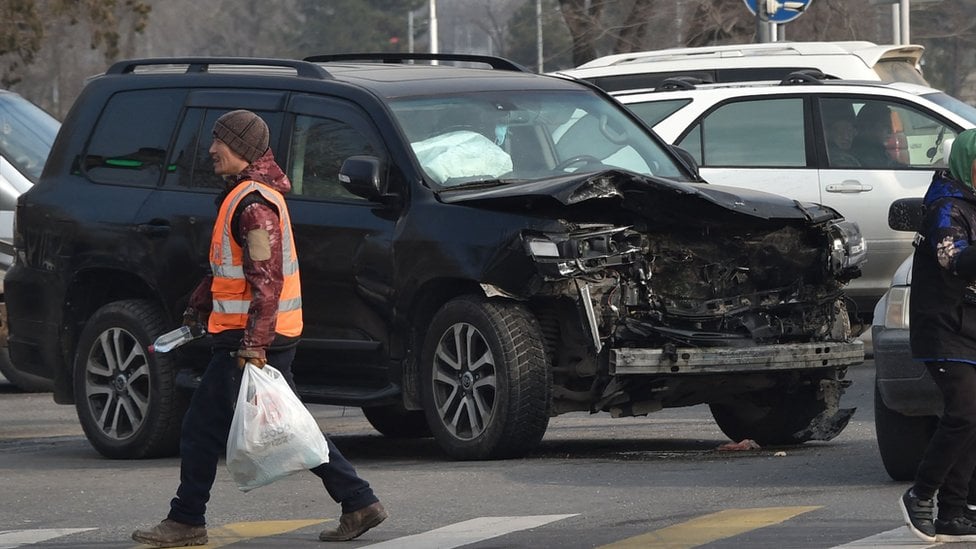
[319,501,388,542]
[131,518,208,547]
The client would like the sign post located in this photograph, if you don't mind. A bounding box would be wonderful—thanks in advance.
[742,0,814,42]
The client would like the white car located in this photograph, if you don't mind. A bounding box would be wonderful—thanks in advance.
[589,75,976,317]
[559,41,927,92]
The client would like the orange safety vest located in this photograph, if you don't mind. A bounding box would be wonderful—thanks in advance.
[208,180,303,337]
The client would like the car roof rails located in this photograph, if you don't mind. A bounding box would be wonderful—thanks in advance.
[304,52,529,73]
[655,76,710,91]
[779,69,833,85]
[105,57,332,79]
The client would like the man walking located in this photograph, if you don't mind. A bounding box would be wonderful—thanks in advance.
[132,110,387,547]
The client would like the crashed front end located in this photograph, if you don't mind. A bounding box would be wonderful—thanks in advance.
[464,170,867,442]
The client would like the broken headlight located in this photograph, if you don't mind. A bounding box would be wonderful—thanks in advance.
[827,220,867,275]
[523,226,643,278]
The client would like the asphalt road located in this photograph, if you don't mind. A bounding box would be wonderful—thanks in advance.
[0,360,945,548]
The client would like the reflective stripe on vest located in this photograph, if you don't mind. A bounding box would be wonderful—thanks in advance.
[208,181,303,337]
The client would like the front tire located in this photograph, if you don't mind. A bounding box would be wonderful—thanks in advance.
[421,296,550,460]
[709,381,833,446]
[74,299,187,459]
[875,384,936,481]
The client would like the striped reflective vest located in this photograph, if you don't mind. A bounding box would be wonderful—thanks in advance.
[208,181,303,337]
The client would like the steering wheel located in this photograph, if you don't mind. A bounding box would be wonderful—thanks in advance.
[554,154,602,171]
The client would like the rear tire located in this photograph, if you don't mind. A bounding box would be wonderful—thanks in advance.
[420,296,550,460]
[74,299,187,459]
[875,384,936,481]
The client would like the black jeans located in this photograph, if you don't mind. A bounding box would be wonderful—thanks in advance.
[914,360,976,519]
[168,346,378,526]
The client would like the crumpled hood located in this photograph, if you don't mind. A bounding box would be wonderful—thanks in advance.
[436,170,840,223]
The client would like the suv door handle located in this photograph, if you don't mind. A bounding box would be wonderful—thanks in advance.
[134,221,171,237]
[825,180,873,193]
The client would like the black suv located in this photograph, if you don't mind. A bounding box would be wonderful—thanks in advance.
[5,54,866,460]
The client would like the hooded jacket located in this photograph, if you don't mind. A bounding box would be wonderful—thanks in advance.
[910,129,976,361]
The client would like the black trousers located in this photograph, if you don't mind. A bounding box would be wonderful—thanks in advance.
[168,346,378,526]
[914,360,976,519]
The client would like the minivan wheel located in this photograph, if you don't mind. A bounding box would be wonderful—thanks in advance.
[420,296,550,460]
[709,383,829,446]
[874,384,936,481]
[73,299,186,459]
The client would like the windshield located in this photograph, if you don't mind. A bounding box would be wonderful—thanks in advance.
[922,92,976,126]
[0,92,60,183]
[388,90,686,188]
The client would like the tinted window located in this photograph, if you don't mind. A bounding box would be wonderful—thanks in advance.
[625,99,691,127]
[84,89,187,186]
[166,107,283,190]
[288,115,378,201]
[827,98,957,169]
[694,98,806,168]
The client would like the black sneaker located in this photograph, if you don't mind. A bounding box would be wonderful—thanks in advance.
[900,488,936,542]
[936,516,976,542]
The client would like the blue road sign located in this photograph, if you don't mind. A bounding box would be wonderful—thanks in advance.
[743,0,814,23]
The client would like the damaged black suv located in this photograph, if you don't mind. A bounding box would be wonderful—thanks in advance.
[5,54,866,460]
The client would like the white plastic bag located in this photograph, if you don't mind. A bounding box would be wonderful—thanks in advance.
[226,363,329,492]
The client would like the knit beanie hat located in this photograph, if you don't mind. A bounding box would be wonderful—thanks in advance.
[213,110,269,163]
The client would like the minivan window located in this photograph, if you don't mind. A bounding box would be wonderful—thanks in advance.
[681,97,806,168]
[84,89,187,186]
[0,92,59,183]
[625,99,692,128]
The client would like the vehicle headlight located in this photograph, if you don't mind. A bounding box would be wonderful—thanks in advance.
[525,237,560,258]
[828,220,867,273]
[882,286,910,329]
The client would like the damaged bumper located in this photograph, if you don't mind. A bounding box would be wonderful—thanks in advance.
[610,340,864,375]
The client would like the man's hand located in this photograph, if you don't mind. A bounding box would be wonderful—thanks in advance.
[182,307,199,328]
[236,348,267,369]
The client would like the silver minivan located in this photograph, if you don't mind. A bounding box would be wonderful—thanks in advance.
[0,89,60,391]
[558,41,927,92]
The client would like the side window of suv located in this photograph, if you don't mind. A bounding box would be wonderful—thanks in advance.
[677,97,806,168]
[166,107,283,190]
[83,89,187,186]
[820,97,956,169]
[288,114,378,201]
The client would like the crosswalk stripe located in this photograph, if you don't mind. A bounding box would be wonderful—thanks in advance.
[598,506,821,549]
[360,514,578,549]
[0,528,95,548]
[130,519,325,548]
[829,526,937,548]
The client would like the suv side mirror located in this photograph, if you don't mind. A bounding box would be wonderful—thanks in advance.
[338,155,387,202]
[888,197,924,232]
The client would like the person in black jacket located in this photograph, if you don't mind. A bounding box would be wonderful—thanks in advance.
[900,128,976,543]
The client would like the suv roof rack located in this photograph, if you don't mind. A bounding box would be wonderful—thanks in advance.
[304,52,529,72]
[106,57,332,79]
[655,76,711,91]
[779,69,832,85]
